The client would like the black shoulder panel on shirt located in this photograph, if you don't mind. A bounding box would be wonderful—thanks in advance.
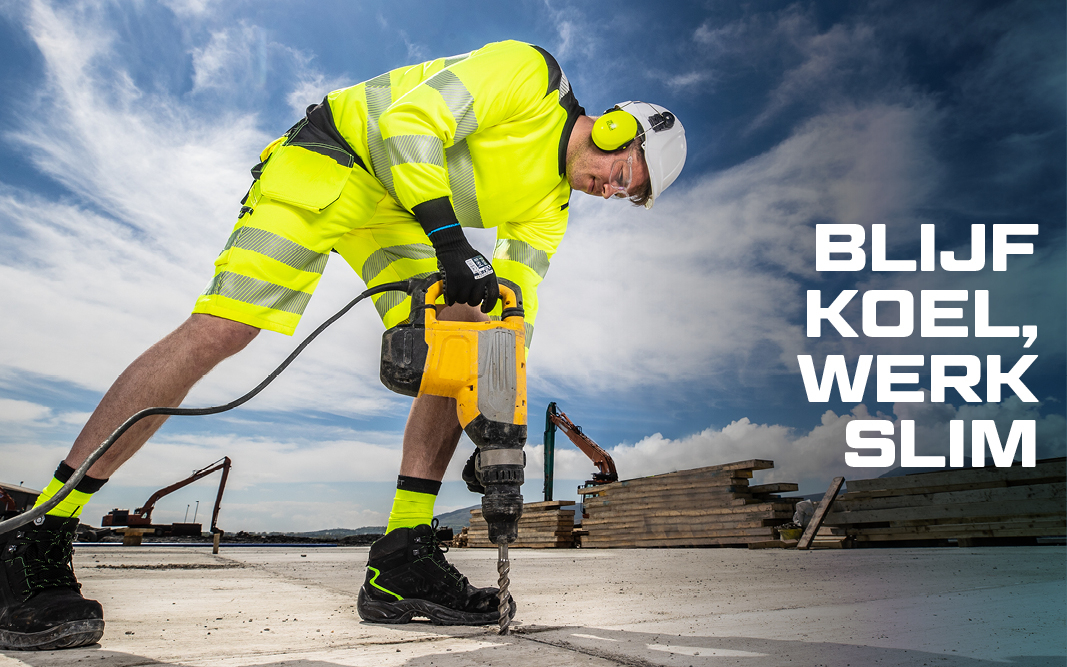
[530,44,563,97]
[530,44,586,176]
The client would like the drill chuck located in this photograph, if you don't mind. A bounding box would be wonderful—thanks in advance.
[472,445,525,544]
[481,483,523,544]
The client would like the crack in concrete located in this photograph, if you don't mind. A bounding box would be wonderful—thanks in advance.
[91,563,246,570]
[512,634,661,667]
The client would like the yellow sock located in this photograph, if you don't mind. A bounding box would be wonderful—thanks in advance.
[32,463,108,519]
[34,479,92,519]
[385,476,441,533]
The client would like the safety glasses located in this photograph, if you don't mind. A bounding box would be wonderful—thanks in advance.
[607,142,641,198]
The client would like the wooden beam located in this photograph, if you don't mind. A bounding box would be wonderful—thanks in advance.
[748,483,800,494]
[844,459,1064,493]
[797,476,844,550]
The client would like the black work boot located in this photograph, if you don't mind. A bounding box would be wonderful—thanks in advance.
[0,515,104,650]
[356,522,516,625]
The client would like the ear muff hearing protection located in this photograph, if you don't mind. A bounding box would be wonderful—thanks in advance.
[592,108,639,151]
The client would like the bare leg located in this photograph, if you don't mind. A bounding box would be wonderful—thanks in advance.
[63,314,259,479]
[399,303,487,480]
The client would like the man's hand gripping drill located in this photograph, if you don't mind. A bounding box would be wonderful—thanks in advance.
[379,275,526,634]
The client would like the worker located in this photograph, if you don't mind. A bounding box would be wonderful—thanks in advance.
[0,39,686,649]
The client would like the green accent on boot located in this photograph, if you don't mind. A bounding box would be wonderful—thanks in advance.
[367,566,403,600]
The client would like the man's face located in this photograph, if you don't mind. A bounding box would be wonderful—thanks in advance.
[567,136,650,200]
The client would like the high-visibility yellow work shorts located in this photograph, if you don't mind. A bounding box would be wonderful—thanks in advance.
[192,141,441,335]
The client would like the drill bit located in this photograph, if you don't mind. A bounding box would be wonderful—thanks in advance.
[497,542,510,635]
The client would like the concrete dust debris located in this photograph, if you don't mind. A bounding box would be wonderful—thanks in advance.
[0,544,1056,666]
[90,563,244,570]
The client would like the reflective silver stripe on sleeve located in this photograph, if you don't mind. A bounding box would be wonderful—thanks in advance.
[424,70,478,142]
[360,243,437,284]
[559,72,570,102]
[232,227,329,274]
[365,73,397,200]
[445,140,482,228]
[372,289,408,321]
[203,271,312,315]
[370,270,437,322]
[443,52,471,67]
[494,239,550,278]
[221,228,241,252]
[384,134,445,168]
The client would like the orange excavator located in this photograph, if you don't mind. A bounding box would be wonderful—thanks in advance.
[543,403,617,501]
[102,457,231,536]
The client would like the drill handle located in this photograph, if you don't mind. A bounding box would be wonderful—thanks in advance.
[422,279,524,326]
[404,274,442,328]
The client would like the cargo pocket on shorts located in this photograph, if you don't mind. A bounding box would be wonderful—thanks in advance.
[255,100,366,213]
[258,139,352,213]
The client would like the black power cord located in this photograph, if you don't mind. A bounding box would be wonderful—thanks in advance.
[0,279,412,535]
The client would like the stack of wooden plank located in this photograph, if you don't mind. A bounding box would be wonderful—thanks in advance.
[808,526,851,549]
[467,500,575,548]
[579,459,799,548]
[824,458,1066,546]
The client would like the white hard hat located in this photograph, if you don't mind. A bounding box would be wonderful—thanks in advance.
[616,101,687,209]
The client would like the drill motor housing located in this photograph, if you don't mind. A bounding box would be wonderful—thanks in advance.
[380,276,527,544]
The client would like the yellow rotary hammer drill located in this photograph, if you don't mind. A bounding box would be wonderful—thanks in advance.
[379,276,526,633]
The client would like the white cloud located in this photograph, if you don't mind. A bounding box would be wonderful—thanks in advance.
[0,1,405,418]
[532,102,940,390]
[398,30,427,63]
[541,0,582,62]
[215,500,387,534]
[190,24,264,92]
[751,19,885,129]
[160,0,215,19]
[525,396,1065,492]
[688,7,910,129]
[113,430,403,489]
[666,70,716,91]
[0,398,52,422]
[286,71,353,119]
[0,441,73,489]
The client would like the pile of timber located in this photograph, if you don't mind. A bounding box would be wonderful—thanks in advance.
[579,459,799,548]
[468,500,575,548]
[823,457,1066,546]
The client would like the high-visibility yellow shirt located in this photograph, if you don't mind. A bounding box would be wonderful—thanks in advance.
[326,40,584,337]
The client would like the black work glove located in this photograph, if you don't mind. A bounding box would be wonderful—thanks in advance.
[414,198,500,312]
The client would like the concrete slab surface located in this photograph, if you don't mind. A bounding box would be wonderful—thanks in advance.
[1,544,1063,666]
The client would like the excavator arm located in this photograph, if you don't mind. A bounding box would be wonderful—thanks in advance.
[545,403,618,485]
[0,488,15,512]
[132,457,231,532]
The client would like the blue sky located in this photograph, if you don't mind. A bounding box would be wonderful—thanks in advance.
[0,0,1063,532]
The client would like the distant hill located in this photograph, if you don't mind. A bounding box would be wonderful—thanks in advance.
[434,502,586,530]
[283,500,584,538]
[280,510,477,539]
[286,526,385,539]
[434,505,478,531]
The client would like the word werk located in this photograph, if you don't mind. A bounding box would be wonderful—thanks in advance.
[799,224,1040,469]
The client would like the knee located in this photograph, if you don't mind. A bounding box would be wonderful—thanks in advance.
[184,314,260,359]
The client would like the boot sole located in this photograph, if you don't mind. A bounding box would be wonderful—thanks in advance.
[0,619,105,650]
[357,586,516,626]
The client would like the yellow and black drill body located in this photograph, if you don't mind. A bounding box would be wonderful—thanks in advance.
[379,276,527,544]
